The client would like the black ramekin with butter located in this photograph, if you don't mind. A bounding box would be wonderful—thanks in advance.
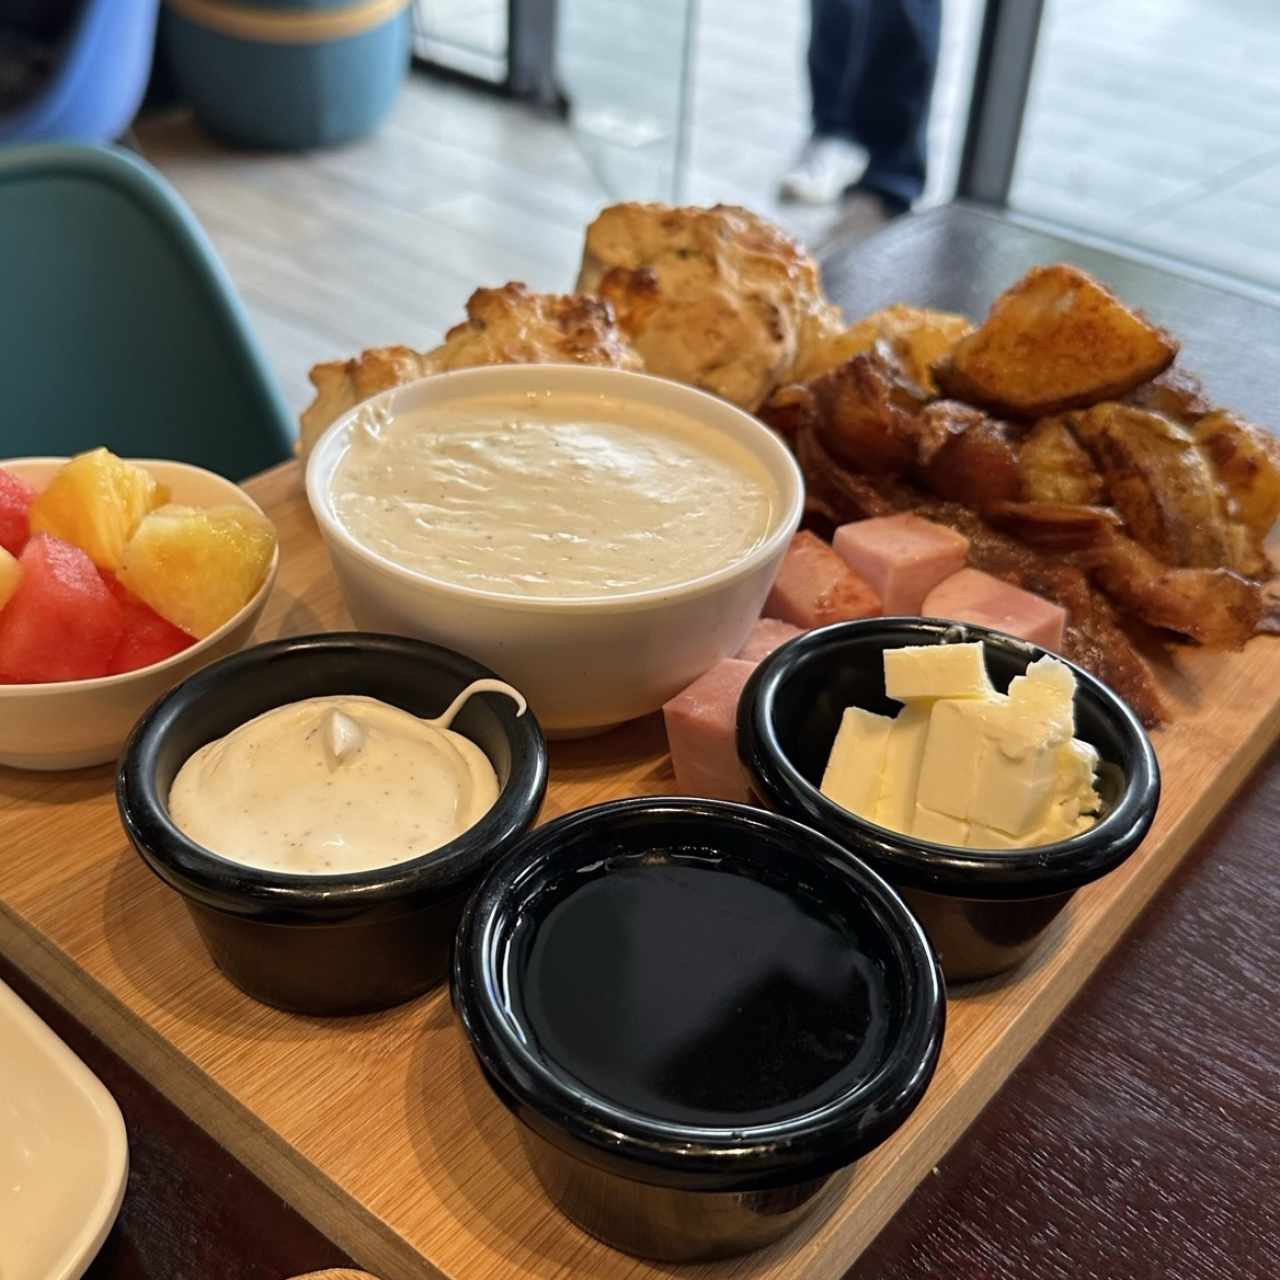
[737,619,1160,983]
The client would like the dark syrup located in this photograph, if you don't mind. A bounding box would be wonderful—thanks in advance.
[519,856,889,1127]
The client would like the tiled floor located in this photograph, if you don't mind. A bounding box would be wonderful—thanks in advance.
[139,0,1279,426]
[415,0,983,235]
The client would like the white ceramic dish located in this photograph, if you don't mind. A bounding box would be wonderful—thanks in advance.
[0,977,128,1280]
[0,458,279,770]
[307,365,804,736]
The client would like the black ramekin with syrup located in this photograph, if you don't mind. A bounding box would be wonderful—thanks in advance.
[452,796,945,1261]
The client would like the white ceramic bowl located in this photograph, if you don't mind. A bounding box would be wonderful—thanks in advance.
[306,365,804,736]
[0,458,279,771]
[0,977,128,1280]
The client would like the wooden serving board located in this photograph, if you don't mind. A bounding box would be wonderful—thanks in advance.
[2,461,1277,1280]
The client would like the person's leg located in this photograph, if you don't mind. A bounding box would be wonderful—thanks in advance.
[808,0,867,138]
[781,0,871,203]
[844,0,941,211]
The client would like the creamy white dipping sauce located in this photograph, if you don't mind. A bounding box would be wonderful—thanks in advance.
[168,681,524,875]
[329,392,779,598]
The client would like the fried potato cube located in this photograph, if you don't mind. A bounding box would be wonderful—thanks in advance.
[1127,367,1212,423]
[766,350,927,477]
[935,264,1177,418]
[1071,404,1234,570]
[1192,410,1280,547]
[792,303,974,391]
[1019,417,1108,506]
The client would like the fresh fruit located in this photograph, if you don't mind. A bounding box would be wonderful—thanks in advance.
[0,545,21,611]
[29,447,168,571]
[117,504,276,638]
[0,468,36,556]
[0,534,125,682]
[103,576,196,675]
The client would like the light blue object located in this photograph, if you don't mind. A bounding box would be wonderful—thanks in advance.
[163,1,411,150]
[0,144,294,478]
[0,0,160,144]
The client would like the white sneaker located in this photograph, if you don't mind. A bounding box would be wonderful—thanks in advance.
[779,136,869,205]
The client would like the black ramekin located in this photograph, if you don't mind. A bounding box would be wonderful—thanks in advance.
[117,633,547,1016]
[737,619,1161,984]
[452,797,945,1262]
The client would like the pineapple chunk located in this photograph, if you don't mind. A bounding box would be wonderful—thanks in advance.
[29,448,168,571]
[0,545,20,612]
[117,504,276,638]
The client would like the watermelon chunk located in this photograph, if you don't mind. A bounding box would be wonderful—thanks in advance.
[0,468,37,556]
[103,576,197,674]
[0,534,125,682]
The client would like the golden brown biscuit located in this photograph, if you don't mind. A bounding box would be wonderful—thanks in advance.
[298,283,641,456]
[577,202,842,411]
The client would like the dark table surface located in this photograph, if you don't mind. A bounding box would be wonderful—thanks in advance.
[4,203,1279,1279]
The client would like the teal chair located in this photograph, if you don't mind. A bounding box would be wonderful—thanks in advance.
[0,144,294,478]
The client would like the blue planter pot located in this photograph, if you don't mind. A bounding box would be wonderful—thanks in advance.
[163,0,411,150]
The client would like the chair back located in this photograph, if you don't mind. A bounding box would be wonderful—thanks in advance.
[0,144,294,478]
[0,0,161,144]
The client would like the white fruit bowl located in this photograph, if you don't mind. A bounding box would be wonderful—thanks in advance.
[306,365,804,737]
[0,458,279,771]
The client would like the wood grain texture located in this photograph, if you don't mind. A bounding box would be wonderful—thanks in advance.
[0,953,354,1280]
[285,1272,383,1279]
[0,458,1277,1280]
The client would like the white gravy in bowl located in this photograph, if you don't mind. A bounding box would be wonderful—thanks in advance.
[329,391,779,599]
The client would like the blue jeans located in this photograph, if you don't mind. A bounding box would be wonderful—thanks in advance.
[808,0,941,209]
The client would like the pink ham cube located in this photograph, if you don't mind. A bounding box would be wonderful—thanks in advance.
[922,568,1067,652]
[737,617,804,663]
[662,658,757,803]
[764,531,880,629]
[833,513,969,616]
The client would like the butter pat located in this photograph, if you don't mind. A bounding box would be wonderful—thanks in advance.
[912,804,971,845]
[1005,655,1076,749]
[884,642,993,701]
[820,645,1103,851]
[1055,739,1101,826]
[873,702,933,834]
[820,707,893,816]
[913,654,1087,838]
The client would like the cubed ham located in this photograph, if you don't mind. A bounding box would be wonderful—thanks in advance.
[833,514,969,616]
[662,658,757,803]
[922,568,1067,652]
[764,531,880,628]
[737,617,804,663]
